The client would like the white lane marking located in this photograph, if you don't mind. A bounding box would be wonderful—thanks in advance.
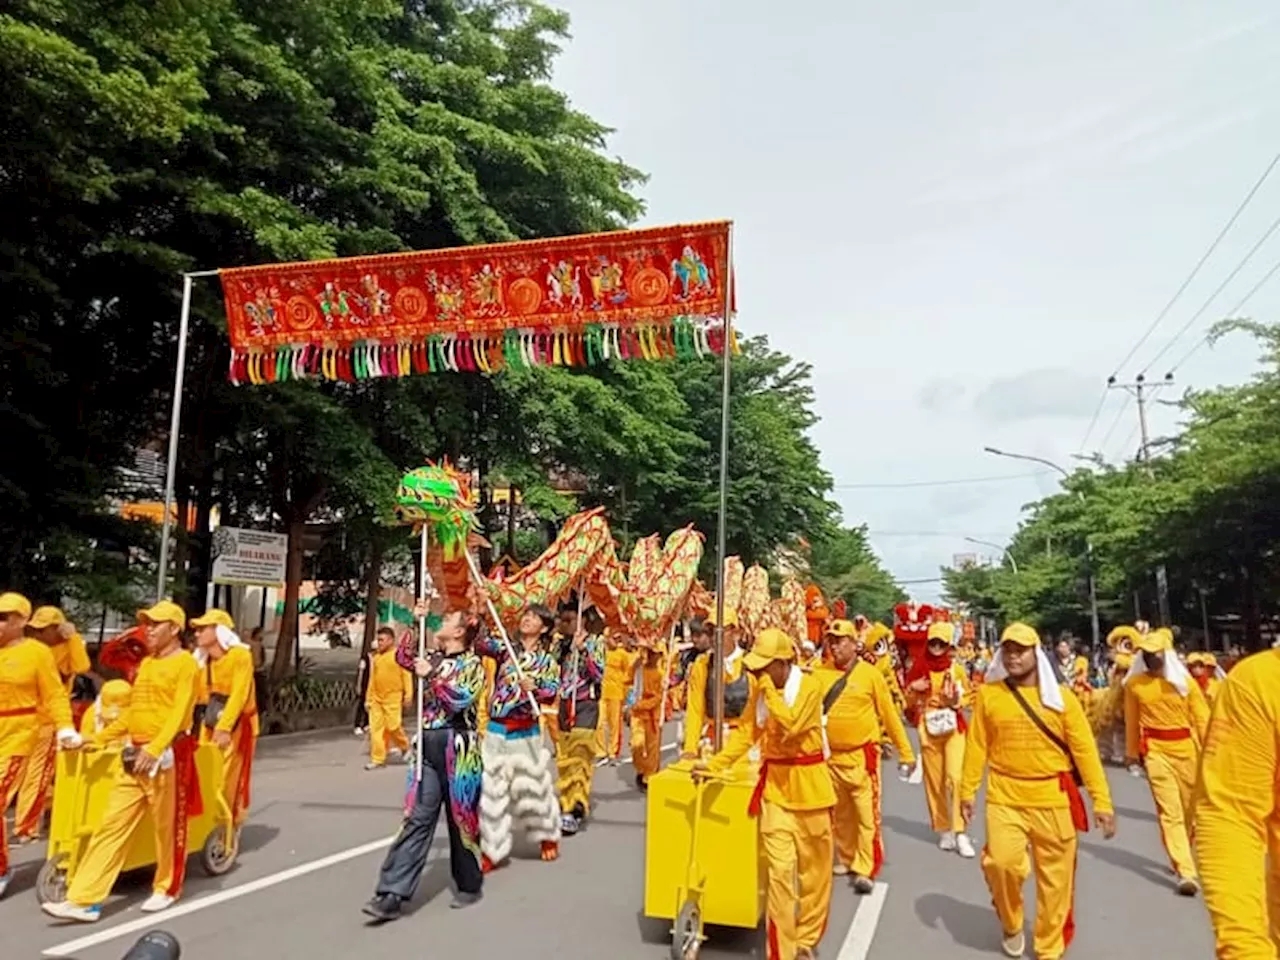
[623,741,678,766]
[836,882,888,960]
[41,835,394,958]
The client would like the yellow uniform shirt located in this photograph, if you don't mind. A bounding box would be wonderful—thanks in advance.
[1194,650,1280,960]
[206,647,260,737]
[634,662,665,715]
[98,651,200,759]
[602,647,639,701]
[960,682,1112,813]
[0,638,72,756]
[36,632,91,725]
[814,661,915,767]
[1195,676,1222,705]
[708,670,837,812]
[1124,673,1210,761]
[366,647,412,705]
[682,651,754,755]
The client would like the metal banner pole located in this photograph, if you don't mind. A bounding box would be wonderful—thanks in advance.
[711,224,734,753]
[156,273,196,601]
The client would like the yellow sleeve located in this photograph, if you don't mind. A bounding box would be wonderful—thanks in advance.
[760,674,821,740]
[94,717,127,746]
[682,657,707,755]
[35,644,73,731]
[1187,682,1211,744]
[78,709,95,738]
[1063,689,1112,814]
[870,668,915,764]
[215,650,255,733]
[1123,684,1139,761]
[706,685,762,771]
[1194,671,1276,959]
[144,658,198,758]
[959,687,989,802]
[67,633,92,676]
[402,661,415,704]
[195,665,210,707]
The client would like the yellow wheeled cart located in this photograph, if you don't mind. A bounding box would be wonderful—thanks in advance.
[36,743,239,905]
[643,761,764,960]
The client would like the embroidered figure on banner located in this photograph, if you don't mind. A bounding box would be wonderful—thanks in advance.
[671,246,712,300]
[547,260,584,310]
[318,282,356,329]
[427,270,466,323]
[243,290,280,337]
[469,264,505,316]
[586,257,626,310]
[359,274,393,319]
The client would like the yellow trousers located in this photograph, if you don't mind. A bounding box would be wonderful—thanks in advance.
[1146,748,1198,879]
[222,737,254,827]
[556,726,598,815]
[829,748,882,877]
[14,725,56,837]
[630,711,661,777]
[761,803,834,960]
[1,754,27,878]
[921,729,966,834]
[367,699,409,766]
[982,804,1078,959]
[597,697,624,759]
[67,768,180,906]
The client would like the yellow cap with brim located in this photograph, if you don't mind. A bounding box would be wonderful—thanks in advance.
[100,679,132,707]
[825,619,857,639]
[743,628,796,671]
[1135,627,1172,654]
[0,592,32,619]
[927,621,955,645]
[28,606,67,630]
[1000,622,1040,647]
[190,608,235,630]
[707,607,740,628]
[138,600,186,630]
[1186,651,1217,667]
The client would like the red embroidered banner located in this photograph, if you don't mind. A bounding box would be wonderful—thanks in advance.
[217,221,733,384]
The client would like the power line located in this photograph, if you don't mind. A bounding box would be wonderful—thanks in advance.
[1078,148,1280,452]
[1141,208,1280,374]
[1097,394,1133,456]
[868,530,1014,539]
[833,471,1048,490]
[1169,253,1280,373]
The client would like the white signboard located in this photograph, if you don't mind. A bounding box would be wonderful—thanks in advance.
[211,527,288,587]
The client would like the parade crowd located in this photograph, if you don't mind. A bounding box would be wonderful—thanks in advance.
[0,585,1276,960]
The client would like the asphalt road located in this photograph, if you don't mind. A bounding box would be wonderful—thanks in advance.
[4,728,1216,960]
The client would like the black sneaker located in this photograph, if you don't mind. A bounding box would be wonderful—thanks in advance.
[635,774,647,792]
[362,894,401,922]
[571,802,586,821]
[451,890,482,909]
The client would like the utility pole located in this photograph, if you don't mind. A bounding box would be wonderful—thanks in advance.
[1110,372,1175,625]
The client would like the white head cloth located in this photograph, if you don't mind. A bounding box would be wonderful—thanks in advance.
[985,644,1065,713]
[195,624,248,666]
[1124,644,1190,696]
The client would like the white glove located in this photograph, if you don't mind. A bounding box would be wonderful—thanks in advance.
[56,728,83,749]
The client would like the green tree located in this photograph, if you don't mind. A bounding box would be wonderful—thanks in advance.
[806,524,905,622]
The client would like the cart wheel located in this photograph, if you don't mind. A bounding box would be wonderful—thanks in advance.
[36,855,69,906]
[671,900,702,960]
[199,826,239,877]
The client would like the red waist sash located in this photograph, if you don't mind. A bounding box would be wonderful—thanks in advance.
[1140,726,1191,757]
[748,752,825,817]
[0,706,37,719]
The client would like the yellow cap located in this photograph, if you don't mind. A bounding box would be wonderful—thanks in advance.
[743,628,796,671]
[28,606,67,630]
[824,619,857,639]
[137,600,186,630]
[926,621,955,645]
[1135,627,1173,654]
[0,592,32,619]
[190,608,235,630]
[1186,651,1217,667]
[100,679,132,708]
[1106,625,1140,649]
[707,607,740,628]
[1000,622,1040,647]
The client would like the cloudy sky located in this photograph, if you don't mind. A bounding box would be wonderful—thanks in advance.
[549,1,1280,600]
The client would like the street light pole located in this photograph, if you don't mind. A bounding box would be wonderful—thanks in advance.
[964,536,1019,575]
[983,446,1102,651]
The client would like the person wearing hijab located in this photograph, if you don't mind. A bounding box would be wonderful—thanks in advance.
[1185,652,1223,705]
[1193,647,1280,959]
[961,622,1116,960]
[906,620,975,858]
[1124,626,1210,895]
[192,609,258,829]
[694,628,835,960]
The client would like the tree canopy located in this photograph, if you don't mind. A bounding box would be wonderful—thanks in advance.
[942,319,1280,649]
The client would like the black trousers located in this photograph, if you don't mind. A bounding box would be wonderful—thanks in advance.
[375,729,483,900]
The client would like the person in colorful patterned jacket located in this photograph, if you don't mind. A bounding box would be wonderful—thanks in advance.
[478,605,562,869]
[364,601,485,921]
[555,606,606,835]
